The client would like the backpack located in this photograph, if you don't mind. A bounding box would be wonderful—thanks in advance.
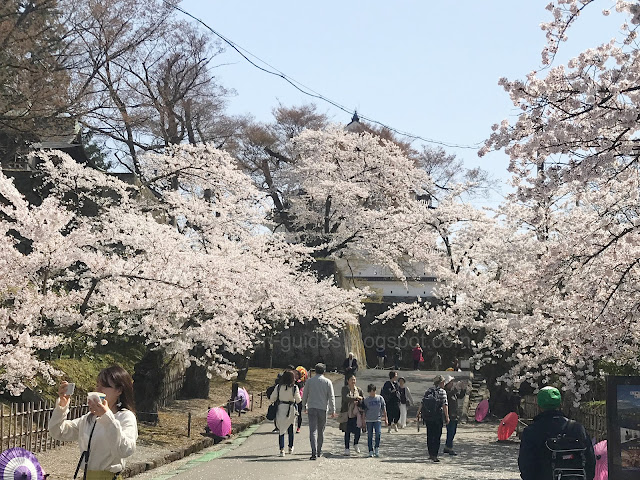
[545,420,587,480]
[421,387,443,424]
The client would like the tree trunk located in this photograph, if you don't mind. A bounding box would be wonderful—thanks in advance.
[182,346,210,399]
[133,349,164,424]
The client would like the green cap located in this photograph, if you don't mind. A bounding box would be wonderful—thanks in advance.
[537,386,562,410]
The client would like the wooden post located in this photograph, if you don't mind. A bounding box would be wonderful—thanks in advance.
[0,403,4,452]
[187,412,191,438]
[19,403,24,448]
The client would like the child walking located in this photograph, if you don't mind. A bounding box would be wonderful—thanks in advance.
[398,377,414,428]
[362,384,387,458]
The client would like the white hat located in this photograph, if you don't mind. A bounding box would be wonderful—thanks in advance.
[444,375,455,385]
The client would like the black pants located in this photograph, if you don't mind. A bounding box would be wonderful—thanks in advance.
[425,419,443,457]
[387,402,400,424]
[296,403,302,429]
[413,359,420,370]
[344,416,361,448]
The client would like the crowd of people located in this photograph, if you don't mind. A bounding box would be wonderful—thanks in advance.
[265,358,597,480]
[266,358,467,462]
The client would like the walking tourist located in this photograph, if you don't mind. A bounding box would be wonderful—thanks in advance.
[301,362,336,460]
[397,377,414,428]
[340,373,364,456]
[412,343,424,370]
[50,365,138,480]
[294,367,306,433]
[381,370,401,433]
[269,370,301,457]
[443,375,464,455]
[363,384,387,458]
[376,344,386,369]
[518,386,596,480]
[393,345,402,369]
[342,352,358,385]
[419,374,449,463]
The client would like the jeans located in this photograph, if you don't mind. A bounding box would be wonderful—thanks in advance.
[278,424,294,450]
[446,419,458,448]
[425,419,443,457]
[366,421,381,452]
[344,416,361,448]
[307,408,327,455]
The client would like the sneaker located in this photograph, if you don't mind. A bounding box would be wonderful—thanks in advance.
[309,454,317,460]
[387,426,392,433]
[344,448,350,456]
[374,448,379,457]
[394,424,399,432]
[354,445,361,454]
[368,451,375,457]
[447,449,457,456]
[288,446,294,454]
[432,456,440,463]
[317,451,322,458]
[279,450,285,457]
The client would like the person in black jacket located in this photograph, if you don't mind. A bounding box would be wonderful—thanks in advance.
[518,386,596,480]
[342,352,358,385]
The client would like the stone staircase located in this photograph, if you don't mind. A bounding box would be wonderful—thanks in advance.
[466,375,489,420]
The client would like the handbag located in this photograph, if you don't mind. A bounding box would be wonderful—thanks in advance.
[266,385,280,421]
[337,411,349,423]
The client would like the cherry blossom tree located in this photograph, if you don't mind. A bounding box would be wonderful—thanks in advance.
[0,144,364,395]
[432,0,640,400]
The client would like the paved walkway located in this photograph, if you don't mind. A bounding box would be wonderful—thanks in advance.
[133,370,522,480]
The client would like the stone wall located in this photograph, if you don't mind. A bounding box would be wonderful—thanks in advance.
[252,322,364,371]
[359,302,473,370]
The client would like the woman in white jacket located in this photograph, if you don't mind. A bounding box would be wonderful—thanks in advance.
[268,370,301,457]
[49,365,138,480]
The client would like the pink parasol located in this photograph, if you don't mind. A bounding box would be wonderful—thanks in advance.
[0,448,45,480]
[475,399,490,422]
[207,407,231,437]
[594,440,607,480]
[497,412,518,440]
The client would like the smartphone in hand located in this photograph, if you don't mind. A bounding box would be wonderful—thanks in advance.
[64,383,75,395]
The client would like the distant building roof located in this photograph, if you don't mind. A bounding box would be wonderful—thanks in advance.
[345,111,366,133]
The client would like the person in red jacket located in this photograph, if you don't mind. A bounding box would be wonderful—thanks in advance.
[412,344,424,370]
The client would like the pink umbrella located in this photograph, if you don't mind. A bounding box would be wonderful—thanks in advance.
[235,387,250,411]
[594,440,607,480]
[207,407,231,437]
[475,399,490,422]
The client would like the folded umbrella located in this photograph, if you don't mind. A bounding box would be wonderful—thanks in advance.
[0,447,45,480]
[207,407,232,437]
[497,412,518,440]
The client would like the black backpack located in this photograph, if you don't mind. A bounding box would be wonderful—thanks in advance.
[421,387,443,423]
[545,420,587,480]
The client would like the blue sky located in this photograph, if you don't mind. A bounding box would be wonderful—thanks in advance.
[178,1,623,207]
